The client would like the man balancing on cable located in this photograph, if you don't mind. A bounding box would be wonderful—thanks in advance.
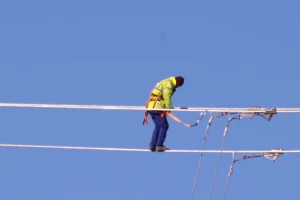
[143,76,185,152]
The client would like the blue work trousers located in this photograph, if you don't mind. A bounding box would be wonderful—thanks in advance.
[149,112,169,146]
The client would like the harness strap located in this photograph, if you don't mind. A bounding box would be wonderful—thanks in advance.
[142,94,163,125]
[142,78,172,125]
[142,99,150,125]
[143,105,206,128]
[160,112,191,128]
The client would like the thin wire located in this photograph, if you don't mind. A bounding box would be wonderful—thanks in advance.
[0,102,298,113]
[222,153,236,200]
[208,116,237,200]
[221,153,278,200]
[208,133,227,200]
[190,114,224,200]
[189,122,210,200]
[0,143,298,153]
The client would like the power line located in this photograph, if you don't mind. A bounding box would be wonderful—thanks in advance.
[0,102,299,113]
[222,150,283,200]
[0,102,295,199]
[189,113,224,200]
[0,143,299,153]
[208,116,237,200]
[0,102,294,199]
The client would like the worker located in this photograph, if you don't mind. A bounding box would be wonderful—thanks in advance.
[145,76,184,152]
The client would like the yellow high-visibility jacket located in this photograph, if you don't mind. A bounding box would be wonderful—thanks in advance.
[147,77,177,109]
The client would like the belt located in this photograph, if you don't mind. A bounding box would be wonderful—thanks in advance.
[150,93,164,100]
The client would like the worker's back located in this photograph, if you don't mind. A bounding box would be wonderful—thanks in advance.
[148,77,176,109]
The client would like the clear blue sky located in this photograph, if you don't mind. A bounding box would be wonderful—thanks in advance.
[0,0,299,199]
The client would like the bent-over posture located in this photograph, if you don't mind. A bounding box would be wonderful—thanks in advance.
[145,76,184,152]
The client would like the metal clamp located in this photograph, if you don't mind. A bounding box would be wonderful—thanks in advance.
[246,106,277,121]
[264,108,277,121]
[263,148,283,162]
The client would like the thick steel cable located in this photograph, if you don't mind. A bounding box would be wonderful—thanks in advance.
[0,102,298,113]
[0,143,296,153]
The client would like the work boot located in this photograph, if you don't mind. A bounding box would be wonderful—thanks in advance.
[149,145,155,152]
[155,145,170,152]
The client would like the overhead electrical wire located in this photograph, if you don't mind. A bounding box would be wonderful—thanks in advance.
[0,143,296,153]
[208,114,254,200]
[221,149,283,200]
[0,102,297,199]
[189,113,224,200]
[0,102,299,113]
[188,110,281,200]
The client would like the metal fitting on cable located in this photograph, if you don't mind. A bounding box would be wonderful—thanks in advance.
[263,148,283,161]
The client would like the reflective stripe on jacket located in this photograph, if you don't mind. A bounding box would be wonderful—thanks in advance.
[147,77,176,109]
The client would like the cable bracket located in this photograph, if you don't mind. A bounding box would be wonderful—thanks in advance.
[263,148,283,162]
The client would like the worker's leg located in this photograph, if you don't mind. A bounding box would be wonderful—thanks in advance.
[156,115,169,146]
[149,112,161,146]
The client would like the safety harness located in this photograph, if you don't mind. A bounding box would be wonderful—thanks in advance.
[142,79,205,128]
[142,88,163,125]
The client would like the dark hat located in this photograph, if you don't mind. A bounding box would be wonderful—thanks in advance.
[175,76,184,87]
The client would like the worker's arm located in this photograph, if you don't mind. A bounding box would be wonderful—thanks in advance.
[162,87,174,108]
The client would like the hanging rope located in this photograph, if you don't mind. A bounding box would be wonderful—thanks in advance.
[190,111,207,127]
[222,152,236,200]
[189,113,225,200]
[164,111,206,128]
[144,108,206,128]
[222,148,283,200]
[208,114,242,200]
[189,109,277,200]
